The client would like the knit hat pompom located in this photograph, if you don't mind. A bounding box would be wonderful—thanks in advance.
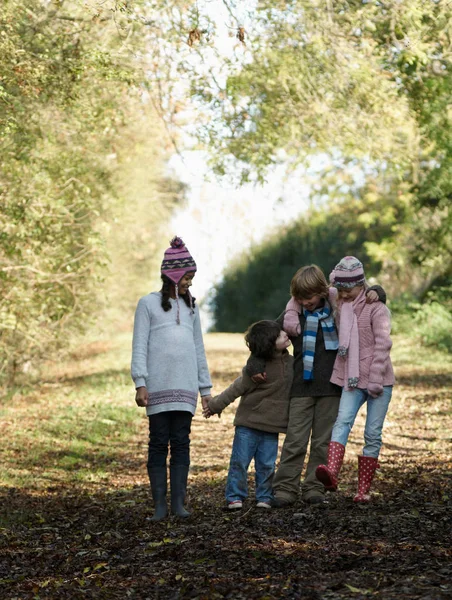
[330,256,365,289]
[161,235,197,285]
[170,236,185,249]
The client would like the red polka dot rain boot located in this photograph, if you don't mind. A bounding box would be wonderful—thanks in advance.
[354,455,379,503]
[315,441,345,492]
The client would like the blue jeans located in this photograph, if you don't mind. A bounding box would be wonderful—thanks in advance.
[226,426,278,504]
[331,386,393,458]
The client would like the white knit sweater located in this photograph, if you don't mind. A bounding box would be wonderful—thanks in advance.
[131,292,212,416]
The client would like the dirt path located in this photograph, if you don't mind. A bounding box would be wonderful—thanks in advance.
[1,333,451,599]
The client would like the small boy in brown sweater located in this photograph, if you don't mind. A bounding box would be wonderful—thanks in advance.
[203,320,293,510]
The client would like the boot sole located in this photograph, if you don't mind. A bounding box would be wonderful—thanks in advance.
[316,466,337,491]
[271,498,294,508]
[353,495,371,503]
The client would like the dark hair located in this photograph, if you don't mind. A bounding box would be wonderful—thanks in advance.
[245,320,281,360]
[160,274,196,312]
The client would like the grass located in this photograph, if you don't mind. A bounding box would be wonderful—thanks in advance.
[1,330,450,493]
[1,331,451,489]
[0,333,140,491]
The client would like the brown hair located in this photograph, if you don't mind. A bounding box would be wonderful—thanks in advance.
[245,320,281,360]
[290,265,329,300]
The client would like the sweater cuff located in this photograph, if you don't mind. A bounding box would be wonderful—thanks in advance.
[207,397,221,414]
[134,378,147,389]
[246,355,266,377]
[200,387,212,397]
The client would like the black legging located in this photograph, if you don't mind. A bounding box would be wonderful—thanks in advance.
[147,411,192,470]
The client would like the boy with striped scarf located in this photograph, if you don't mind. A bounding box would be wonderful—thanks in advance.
[246,265,385,506]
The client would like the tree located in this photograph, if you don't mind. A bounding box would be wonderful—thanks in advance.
[212,191,401,332]
[187,0,451,293]
[0,0,185,385]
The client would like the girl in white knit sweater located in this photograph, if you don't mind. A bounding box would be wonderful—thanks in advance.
[131,237,212,521]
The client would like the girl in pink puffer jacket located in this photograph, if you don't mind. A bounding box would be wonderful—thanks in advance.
[316,256,395,503]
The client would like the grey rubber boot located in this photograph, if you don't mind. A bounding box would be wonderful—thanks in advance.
[148,467,168,521]
[170,464,191,518]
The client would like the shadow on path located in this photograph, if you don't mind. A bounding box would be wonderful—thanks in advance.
[1,461,451,600]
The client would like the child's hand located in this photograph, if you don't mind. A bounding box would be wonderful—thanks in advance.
[201,395,212,410]
[367,382,383,398]
[135,386,148,407]
[251,372,267,384]
[202,405,213,418]
[366,290,378,304]
[201,395,212,417]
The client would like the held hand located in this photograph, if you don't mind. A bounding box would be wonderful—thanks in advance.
[201,395,212,418]
[251,373,267,384]
[366,290,378,304]
[202,405,213,418]
[201,395,212,408]
[201,394,220,419]
[135,386,149,407]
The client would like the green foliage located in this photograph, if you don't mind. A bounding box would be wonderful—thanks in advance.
[392,295,452,353]
[189,0,452,298]
[101,105,188,325]
[212,200,390,332]
[413,302,452,352]
[1,2,109,383]
[0,1,183,387]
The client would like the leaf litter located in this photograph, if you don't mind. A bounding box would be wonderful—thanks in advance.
[1,333,451,598]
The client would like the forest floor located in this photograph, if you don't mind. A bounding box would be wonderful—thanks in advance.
[1,331,451,599]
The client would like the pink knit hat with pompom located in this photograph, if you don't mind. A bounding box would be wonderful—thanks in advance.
[161,236,197,285]
[330,256,365,288]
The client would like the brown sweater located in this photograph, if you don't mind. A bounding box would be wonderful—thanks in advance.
[247,312,341,398]
[208,350,293,434]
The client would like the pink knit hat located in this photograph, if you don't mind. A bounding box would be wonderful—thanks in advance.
[161,236,197,285]
[330,256,365,288]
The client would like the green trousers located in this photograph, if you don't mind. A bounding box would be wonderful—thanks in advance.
[273,395,340,502]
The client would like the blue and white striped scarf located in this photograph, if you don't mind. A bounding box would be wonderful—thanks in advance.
[302,302,338,381]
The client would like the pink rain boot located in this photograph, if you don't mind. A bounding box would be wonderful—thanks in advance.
[315,441,345,492]
[353,456,379,503]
